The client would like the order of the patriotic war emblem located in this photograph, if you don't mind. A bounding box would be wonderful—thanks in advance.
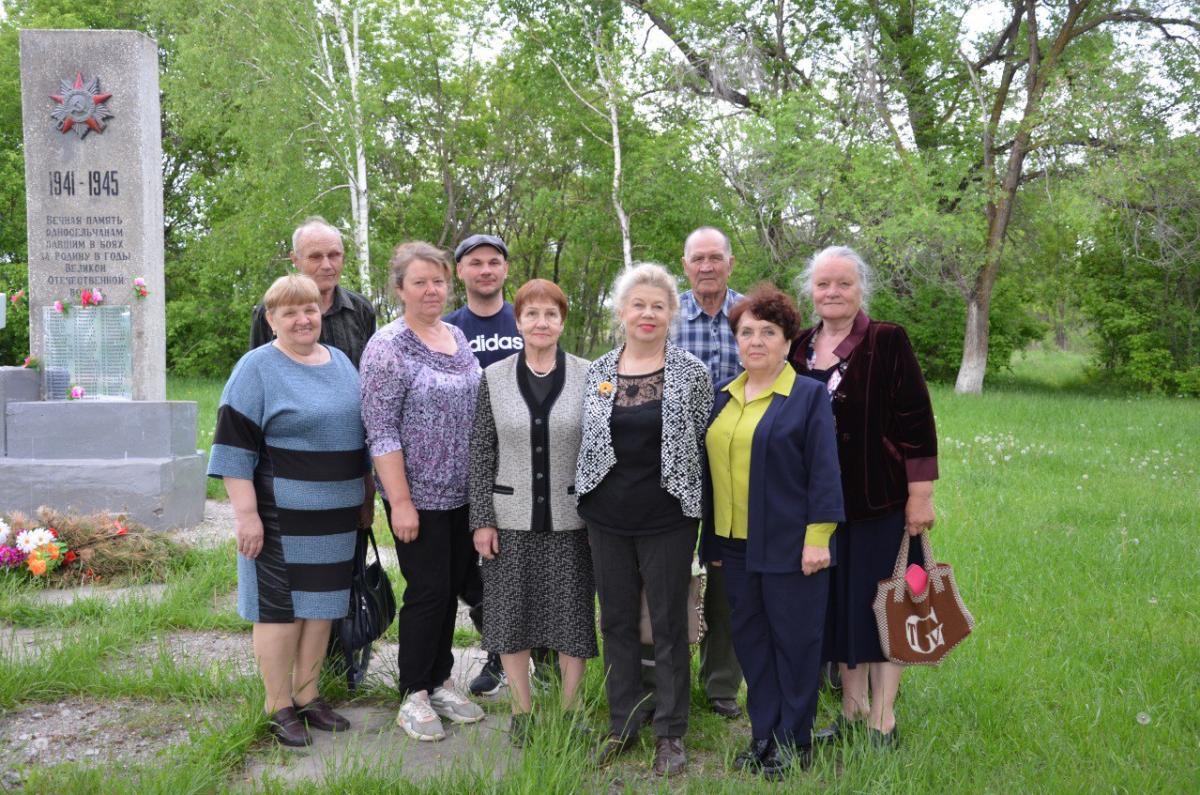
[50,71,113,138]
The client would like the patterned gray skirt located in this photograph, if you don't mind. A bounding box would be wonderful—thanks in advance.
[480,527,599,659]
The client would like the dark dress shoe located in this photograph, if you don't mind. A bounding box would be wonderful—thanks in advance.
[508,712,534,748]
[869,726,900,749]
[732,738,774,772]
[268,706,312,747]
[295,697,351,732]
[592,733,636,767]
[813,714,855,744]
[761,742,812,781]
[709,697,742,719]
[652,736,687,777]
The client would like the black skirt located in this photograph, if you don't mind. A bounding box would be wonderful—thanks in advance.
[824,510,924,667]
[480,528,599,659]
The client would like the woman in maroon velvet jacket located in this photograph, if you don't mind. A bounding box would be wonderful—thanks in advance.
[789,245,938,749]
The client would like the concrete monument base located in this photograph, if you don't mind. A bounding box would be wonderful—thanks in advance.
[0,368,205,530]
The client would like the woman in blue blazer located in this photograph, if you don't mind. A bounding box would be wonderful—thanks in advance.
[702,284,844,780]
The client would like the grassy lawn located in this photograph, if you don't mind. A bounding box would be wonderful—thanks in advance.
[3,351,1197,793]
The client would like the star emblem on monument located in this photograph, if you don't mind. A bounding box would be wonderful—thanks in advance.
[49,71,114,137]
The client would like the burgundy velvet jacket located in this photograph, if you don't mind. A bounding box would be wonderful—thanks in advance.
[788,311,938,522]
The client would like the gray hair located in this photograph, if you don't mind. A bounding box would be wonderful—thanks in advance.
[683,226,732,260]
[611,262,681,322]
[795,245,874,309]
[292,216,343,252]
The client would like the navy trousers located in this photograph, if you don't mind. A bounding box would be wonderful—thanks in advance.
[718,536,829,747]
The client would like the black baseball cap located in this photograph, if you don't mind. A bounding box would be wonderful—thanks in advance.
[454,234,509,263]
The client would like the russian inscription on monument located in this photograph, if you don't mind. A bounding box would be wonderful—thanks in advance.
[2,29,203,530]
[20,30,166,400]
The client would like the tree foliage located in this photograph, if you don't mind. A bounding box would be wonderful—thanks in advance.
[0,0,1197,393]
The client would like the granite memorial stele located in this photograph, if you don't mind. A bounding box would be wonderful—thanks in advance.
[0,29,205,530]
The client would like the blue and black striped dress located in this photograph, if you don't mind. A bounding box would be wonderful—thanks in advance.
[208,343,368,623]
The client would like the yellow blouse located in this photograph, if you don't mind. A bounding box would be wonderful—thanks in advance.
[706,366,836,547]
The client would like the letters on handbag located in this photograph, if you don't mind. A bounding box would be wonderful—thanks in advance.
[874,532,973,666]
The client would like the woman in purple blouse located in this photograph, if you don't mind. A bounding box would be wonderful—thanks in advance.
[360,241,485,742]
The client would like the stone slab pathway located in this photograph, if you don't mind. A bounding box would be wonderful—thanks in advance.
[236,704,517,791]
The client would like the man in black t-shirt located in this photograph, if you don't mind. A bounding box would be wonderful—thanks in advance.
[444,234,524,368]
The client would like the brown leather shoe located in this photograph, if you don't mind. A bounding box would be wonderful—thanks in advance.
[295,697,351,732]
[592,733,636,767]
[709,697,742,719]
[652,736,686,777]
[268,706,312,747]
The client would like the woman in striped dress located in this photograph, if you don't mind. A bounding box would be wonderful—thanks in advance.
[208,274,372,748]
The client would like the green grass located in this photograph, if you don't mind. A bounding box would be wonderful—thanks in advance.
[4,356,1198,793]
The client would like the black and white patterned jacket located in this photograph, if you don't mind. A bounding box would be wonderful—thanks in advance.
[575,340,713,518]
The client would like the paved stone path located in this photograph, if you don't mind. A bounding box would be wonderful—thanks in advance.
[236,704,516,791]
[0,499,516,791]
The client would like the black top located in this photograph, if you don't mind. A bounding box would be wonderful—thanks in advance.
[516,349,567,532]
[250,286,377,369]
[525,367,555,405]
[577,369,689,535]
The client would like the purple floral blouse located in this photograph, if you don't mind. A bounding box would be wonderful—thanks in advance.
[360,317,482,510]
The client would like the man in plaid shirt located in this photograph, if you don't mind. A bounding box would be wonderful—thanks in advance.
[673,226,745,719]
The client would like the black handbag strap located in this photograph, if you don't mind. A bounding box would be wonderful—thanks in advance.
[364,525,384,566]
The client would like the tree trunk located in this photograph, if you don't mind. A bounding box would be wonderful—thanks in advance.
[955,293,990,394]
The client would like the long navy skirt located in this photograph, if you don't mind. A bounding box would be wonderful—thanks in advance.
[823,509,924,667]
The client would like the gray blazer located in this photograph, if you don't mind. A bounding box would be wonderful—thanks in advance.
[575,340,713,518]
[469,349,589,532]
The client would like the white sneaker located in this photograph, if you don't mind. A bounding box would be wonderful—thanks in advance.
[429,680,486,724]
[396,691,446,741]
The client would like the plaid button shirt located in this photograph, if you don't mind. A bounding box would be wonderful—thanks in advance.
[672,288,744,385]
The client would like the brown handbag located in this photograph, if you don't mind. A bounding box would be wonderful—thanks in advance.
[873,532,974,665]
[640,573,706,645]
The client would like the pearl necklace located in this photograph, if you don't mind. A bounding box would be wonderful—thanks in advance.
[526,358,556,377]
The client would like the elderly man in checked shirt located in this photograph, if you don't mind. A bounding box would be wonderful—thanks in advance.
[668,226,746,719]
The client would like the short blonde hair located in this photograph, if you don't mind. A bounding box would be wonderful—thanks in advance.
[611,262,680,322]
[263,273,321,313]
[389,241,452,290]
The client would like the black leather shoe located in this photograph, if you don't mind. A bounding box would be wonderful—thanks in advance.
[295,697,351,732]
[813,714,855,744]
[869,726,900,749]
[268,706,312,747]
[733,738,773,772]
[709,697,742,719]
[592,733,637,767]
[761,742,812,781]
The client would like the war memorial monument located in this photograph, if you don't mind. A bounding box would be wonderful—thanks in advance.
[0,29,204,529]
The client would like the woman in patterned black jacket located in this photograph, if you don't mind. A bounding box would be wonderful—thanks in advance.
[576,263,712,778]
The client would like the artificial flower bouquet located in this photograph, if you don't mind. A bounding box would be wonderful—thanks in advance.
[0,508,176,585]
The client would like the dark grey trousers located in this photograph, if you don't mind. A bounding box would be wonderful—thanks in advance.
[699,563,744,700]
[589,521,697,739]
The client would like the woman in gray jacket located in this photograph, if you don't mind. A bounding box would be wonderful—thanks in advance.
[468,278,597,747]
[576,263,713,777]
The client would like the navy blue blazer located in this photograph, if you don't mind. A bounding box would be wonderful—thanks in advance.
[701,372,846,574]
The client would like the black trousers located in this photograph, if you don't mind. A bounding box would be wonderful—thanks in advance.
[385,501,475,697]
[719,536,828,748]
[589,521,697,739]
